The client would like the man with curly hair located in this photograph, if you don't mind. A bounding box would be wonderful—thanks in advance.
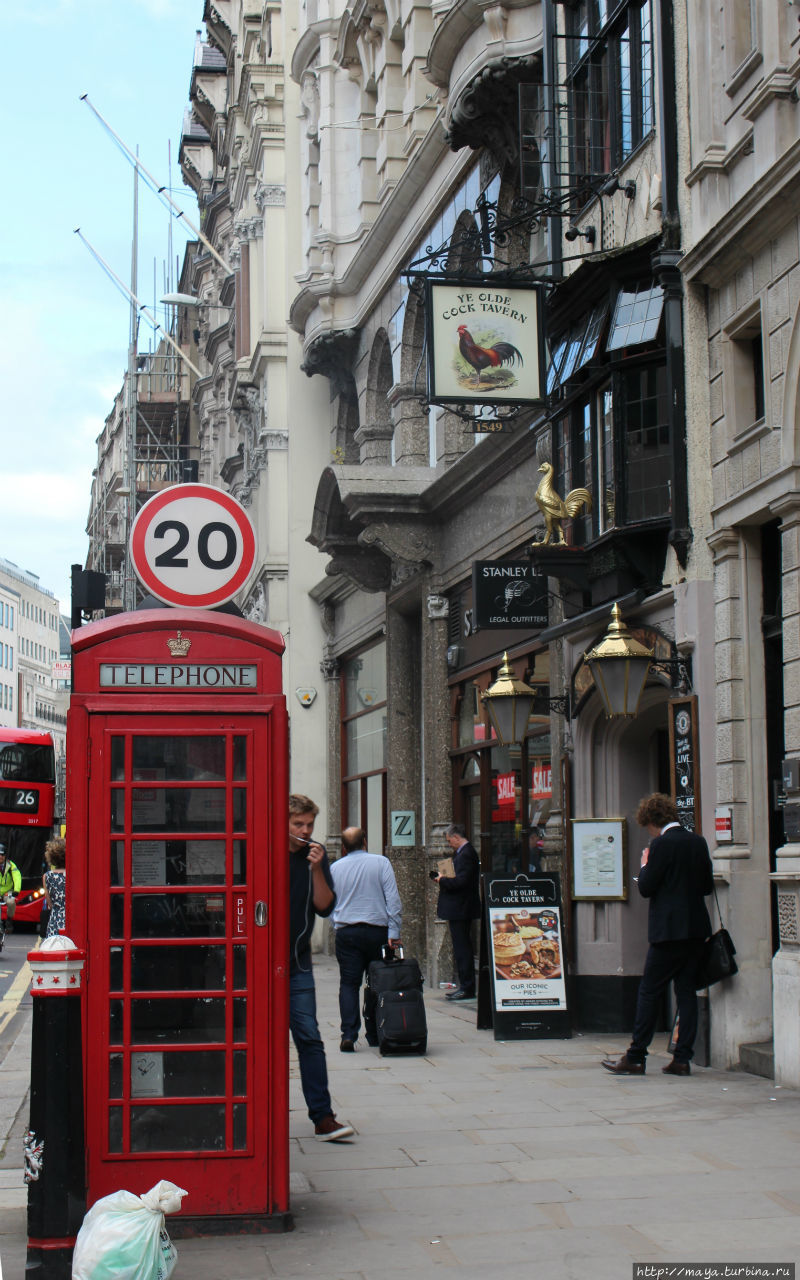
[602,793,713,1078]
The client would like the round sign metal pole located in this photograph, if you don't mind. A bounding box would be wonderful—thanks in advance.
[129,484,257,609]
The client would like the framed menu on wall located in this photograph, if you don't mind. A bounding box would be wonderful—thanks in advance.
[571,818,627,901]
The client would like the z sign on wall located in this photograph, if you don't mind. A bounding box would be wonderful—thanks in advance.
[130,484,257,608]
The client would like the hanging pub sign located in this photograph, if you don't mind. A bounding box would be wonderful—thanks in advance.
[472,560,548,628]
[426,280,545,406]
[483,871,570,1040]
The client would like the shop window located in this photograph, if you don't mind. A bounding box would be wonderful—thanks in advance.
[341,641,387,850]
[457,683,486,746]
[621,364,670,522]
[554,363,669,538]
[547,303,608,393]
[565,0,655,207]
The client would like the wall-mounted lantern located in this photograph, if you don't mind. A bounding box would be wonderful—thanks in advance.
[584,603,655,718]
[481,652,538,745]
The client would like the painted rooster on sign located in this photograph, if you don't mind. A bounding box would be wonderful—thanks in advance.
[457,325,523,385]
[532,462,592,546]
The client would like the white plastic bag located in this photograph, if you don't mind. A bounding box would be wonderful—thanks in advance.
[71,1179,187,1280]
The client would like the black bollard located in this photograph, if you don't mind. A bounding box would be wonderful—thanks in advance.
[25,944,86,1279]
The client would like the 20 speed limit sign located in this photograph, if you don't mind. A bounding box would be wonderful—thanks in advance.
[130,484,257,608]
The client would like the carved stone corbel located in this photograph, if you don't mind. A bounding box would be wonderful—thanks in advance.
[325,548,392,593]
[426,594,449,621]
[358,522,433,566]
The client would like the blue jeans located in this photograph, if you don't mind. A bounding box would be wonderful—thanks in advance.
[289,968,332,1123]
[334,923,388,1043]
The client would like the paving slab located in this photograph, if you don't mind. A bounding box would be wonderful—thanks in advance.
[1,954,799,1279]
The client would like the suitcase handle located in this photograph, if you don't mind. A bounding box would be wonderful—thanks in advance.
[382,943,404,962]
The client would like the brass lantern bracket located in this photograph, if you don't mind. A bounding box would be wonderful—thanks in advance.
[651,654,693,695]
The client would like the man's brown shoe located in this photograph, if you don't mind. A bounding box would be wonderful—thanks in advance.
[314,1114,354,1141]
[662,1059,690,1076]
[601,1054,645,1075]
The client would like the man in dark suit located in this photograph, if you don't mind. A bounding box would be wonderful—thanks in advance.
[603,793,713,1077]
[435,823,481,1001]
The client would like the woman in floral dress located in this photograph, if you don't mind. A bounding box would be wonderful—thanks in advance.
[43,838,66,938]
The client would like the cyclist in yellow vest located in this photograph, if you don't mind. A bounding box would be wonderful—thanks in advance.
[0,844,22,933]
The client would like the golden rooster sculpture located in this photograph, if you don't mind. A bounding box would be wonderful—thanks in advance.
[532,462,592,546]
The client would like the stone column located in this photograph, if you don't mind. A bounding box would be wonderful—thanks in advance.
[422,588,455,988]
[355,420,393,464]
[385,604,426,967]
[317,649,341,958]
[770,496,800,1085]
[321,647,342,853]
[389,383,429,467]
[436,409,474,469]
[707,525,773,1067]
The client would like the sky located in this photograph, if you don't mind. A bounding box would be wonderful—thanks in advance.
[1,0,202,615]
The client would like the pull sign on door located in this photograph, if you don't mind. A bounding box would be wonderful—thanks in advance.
[130,484,257,608]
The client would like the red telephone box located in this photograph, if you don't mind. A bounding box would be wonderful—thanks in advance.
[67,609,290,1230]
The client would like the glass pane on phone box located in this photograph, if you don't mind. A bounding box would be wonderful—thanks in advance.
[132,1049,226,1097]
[130,997,226,1044]
[131,894,226,937]
[110,897,124,939]
[109,1107,122,1154]
[110,842,124,886]
[110,947,123,991]
[109,999,123,1045]
[132,736,227,781]
[130,1103,225,1152]
[130,840,226,885]
[233,1049,247,1094]
[131,945,225,992]
[233,789,246,829]
[130,788,228,833]
[233,998,246,1040]
[109,1054,123,1099]
[233,1103,247,1150]
[185,840,226,883]
[110,790,125,833]
[176,787,227,832]
[233,945,247,990]
[111,737,125,781]
[233,736,246,780]
[233,840,246,885]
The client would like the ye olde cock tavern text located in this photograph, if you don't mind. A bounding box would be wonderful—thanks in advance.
[439,291,530,321]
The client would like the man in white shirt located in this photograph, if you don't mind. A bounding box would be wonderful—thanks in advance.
[330,827,402,1052]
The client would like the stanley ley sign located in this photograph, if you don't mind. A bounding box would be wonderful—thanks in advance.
[472,561,548,629]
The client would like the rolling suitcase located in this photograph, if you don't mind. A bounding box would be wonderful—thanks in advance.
[364,945,424,1047]
[376,988,428,1055]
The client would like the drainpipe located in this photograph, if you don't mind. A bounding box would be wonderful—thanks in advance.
[543,0,563,281]
[652,0,691,568]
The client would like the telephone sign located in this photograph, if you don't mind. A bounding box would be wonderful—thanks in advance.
[130,484,257,608]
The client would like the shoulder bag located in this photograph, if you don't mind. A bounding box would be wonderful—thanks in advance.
[695,884,737,989]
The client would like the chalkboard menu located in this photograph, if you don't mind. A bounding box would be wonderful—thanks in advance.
[668,696,700,833]
[482,872,571,1040]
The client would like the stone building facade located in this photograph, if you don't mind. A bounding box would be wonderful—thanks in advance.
[178,11,331,825]
[104,0,800,1069]
[681,1,800,1081]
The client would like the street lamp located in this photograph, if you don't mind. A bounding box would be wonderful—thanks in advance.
[481,652,538,746]
[584,603,654,718]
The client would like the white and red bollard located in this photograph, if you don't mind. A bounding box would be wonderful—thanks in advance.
[25,937,86,1279]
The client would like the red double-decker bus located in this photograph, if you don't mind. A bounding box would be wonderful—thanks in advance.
[0,728,56,926]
